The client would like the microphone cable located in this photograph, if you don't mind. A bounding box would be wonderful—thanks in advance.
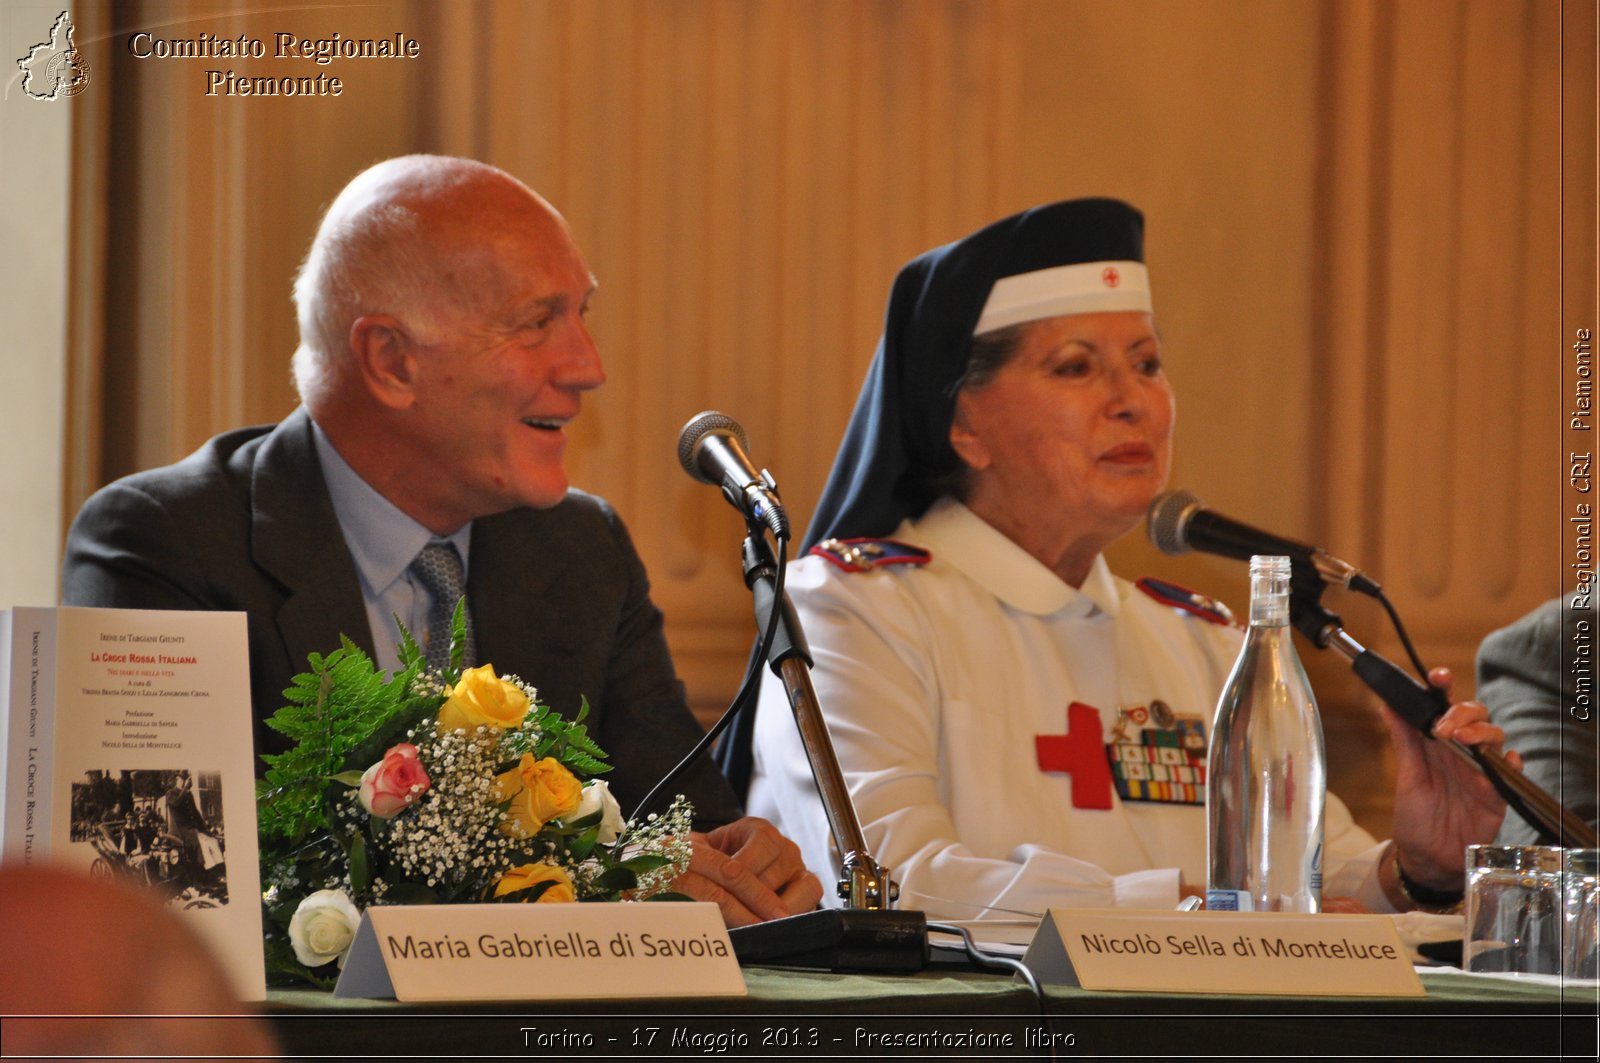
[1374,588,1433,688]
[926,922,1050,1031]
[624,523,791,829]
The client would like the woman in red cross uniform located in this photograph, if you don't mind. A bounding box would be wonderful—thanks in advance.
[745,199,1511,918]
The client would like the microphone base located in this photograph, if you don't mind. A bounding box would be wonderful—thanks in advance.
[728,908,929,972]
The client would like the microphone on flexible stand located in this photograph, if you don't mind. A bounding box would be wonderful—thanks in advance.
[1144,489,1599,848]
[674,411,928,970]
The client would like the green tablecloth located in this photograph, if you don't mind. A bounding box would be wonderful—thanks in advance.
[265,967,1598,1058]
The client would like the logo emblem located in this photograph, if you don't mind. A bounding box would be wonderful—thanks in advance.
[17,11,90,101]
[1101,266,1121,288]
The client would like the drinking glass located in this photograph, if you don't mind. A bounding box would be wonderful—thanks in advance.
[1563,848,1600,980]
[1464,845,1563,975]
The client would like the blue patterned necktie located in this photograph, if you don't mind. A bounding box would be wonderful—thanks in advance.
[410,539,475,671]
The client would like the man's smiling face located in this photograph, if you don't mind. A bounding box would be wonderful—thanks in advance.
[398,180,605,529]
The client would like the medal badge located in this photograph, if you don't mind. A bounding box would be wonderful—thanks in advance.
[1104,700,1208,805]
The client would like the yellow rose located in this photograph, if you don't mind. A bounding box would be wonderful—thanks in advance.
[436,663,530,733]
[494,754,583,837]
[493,863,577,903]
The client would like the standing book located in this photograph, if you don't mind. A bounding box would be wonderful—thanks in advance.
[0,606,266,1000]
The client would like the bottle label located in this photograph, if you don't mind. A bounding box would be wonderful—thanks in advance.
[1206,889,1252,912]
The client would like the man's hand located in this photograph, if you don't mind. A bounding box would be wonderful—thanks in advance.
[1322,895,1370,914]
[1384,667,1520,896]
[672,817,823,928]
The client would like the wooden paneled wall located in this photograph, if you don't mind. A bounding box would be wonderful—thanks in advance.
[64,0,1578,836]
[420,0,1029,697]
[1303,0,1565,823]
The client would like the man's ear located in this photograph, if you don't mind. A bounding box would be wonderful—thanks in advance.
[948,392,992,472]
[348,315,420,410]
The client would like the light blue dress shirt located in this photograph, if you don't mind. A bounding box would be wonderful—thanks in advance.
[310,420,472,673]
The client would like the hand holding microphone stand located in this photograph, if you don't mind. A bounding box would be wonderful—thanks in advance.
[678,413,928,970]
[1283,571,1598,849]
[1148,490,1599,849]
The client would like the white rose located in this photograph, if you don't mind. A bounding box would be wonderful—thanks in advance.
[570,780,625,843]
[287,889,362,968]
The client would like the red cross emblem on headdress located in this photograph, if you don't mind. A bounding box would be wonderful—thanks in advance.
[1101,266,1121,288]
[1035,702,1114,809]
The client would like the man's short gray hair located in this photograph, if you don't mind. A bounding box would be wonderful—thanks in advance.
[290,200,443,406]
[289,155,521,407]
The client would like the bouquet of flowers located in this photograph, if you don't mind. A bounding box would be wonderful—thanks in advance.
[257,605,694,986]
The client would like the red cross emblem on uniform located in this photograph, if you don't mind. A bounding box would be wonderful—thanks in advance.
[1101,266,1121,288]
[1035,701,1113,809]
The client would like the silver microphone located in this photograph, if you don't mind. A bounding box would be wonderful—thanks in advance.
[676,411,789,538]
[1147,489,1379,595]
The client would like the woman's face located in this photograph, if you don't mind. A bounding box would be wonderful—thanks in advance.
[949,310,1174,562]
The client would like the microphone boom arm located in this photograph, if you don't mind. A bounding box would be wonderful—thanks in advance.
[1289,584,1599,849]
[725,524,928,972]
[741,532,899,909]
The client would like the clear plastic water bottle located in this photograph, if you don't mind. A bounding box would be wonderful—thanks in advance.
[1206,555,1326,912]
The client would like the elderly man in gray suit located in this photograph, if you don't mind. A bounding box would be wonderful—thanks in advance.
[62,155,822,927]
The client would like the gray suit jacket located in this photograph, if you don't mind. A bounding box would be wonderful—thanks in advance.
[61,408,743,826]
[1478,594,1598,844]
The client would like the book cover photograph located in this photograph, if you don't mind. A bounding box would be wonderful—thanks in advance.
[72,767,230,909]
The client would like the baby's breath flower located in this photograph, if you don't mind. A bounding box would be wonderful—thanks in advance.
[264,644,694,973]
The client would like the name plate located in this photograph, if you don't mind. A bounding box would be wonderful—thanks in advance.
[334,902,746,1002]
[1023,908,1423,997]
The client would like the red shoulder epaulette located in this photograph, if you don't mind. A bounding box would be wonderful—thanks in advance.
[1136,576,1237,627]
[809,537,932,574]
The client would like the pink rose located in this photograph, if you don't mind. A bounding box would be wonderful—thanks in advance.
[358,743,430,818]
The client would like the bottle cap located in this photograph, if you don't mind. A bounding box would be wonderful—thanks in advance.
[1249,555,1291,578]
